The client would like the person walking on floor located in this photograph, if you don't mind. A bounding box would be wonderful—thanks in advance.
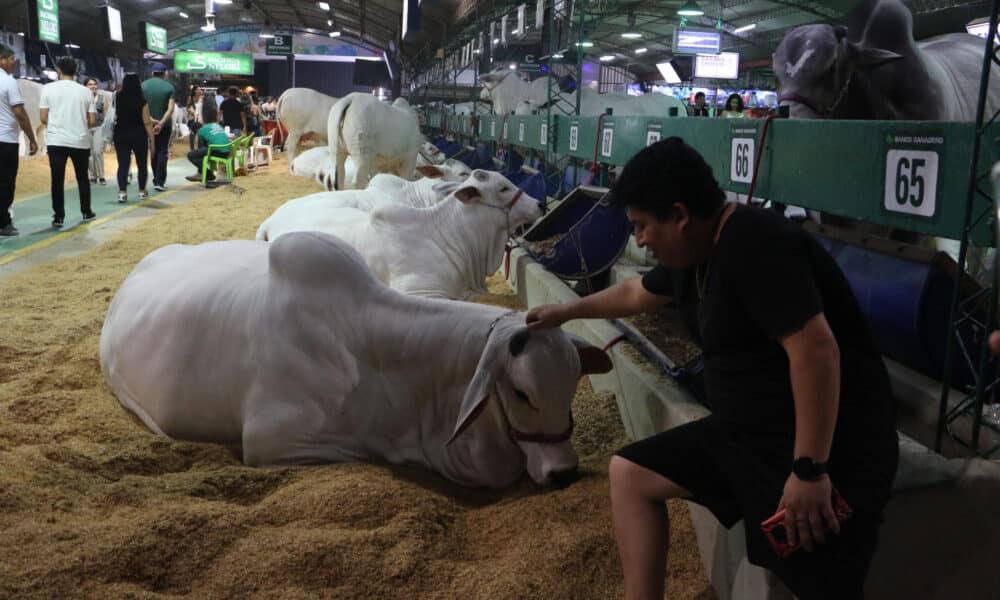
[220,86,247,135]
[141,63,175,192]
[185,102,231,183]
[0,44,38,237]
[40,56,96,229]
[112,73,155,203]
[85,78,110,185]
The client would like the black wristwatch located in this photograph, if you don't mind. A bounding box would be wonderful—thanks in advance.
[792,457,828,481]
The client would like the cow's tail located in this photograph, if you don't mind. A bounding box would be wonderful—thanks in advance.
[329,95,354,191]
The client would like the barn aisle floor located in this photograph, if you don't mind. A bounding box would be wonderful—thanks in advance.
[0,150,714,599]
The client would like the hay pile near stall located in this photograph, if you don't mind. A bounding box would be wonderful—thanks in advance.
[0,155,714,599]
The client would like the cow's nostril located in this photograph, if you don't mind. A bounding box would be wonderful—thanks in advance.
[550,466,579,488]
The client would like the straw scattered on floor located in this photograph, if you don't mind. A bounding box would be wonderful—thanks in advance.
[0,151,714,599]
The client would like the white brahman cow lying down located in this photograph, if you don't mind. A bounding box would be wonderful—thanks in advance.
[329,93,422,190]
[256,170,541,299]
[291,145,470,192]
[276,87,339,165]
[100,232,613,487]
[416,140,446,166]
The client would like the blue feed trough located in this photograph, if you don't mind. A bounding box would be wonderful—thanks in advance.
[520,185,631,281]
[810,225,993,389]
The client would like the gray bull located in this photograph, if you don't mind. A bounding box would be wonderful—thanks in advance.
[774,0,1000,120]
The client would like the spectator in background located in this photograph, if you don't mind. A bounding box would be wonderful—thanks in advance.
[220,86,247,134]
[215,90,224,109]
[720,93,746,119]
[40,56,97,228]
[141,63,175,192]
[186,84,204,151]
[84,78,109,185]
[0,43,38,237]
[690,91,710,117]
[113,73,155,203]
[185,102,231,183]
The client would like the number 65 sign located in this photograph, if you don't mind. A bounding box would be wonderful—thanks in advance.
[884,149,939,217]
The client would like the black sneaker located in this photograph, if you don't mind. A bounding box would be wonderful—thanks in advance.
[82,212,96,222]
[154,184,167,192]
[98,177,107,185]
[52,218,64,229]
[0,224,18,236]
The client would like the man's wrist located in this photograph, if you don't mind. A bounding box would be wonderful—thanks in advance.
[792,456,828,481]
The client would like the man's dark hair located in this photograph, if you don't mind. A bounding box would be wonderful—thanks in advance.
[202,101,218,123]
[228,86,239,96]
[609,137,725,221]
[0,44,14,60]
[56,56,77,76]
[694,91,705,100]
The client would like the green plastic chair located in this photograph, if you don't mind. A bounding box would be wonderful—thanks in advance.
[201,139,237,186]
[234,135,255,173]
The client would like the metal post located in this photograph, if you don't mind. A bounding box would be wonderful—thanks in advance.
[935,1,1000,453]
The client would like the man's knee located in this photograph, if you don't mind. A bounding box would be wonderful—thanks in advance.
[609,455,692,501]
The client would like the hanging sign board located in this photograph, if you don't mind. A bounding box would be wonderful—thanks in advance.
[33,0,61,44]
[143,22,168,54]
[174,51,254,75]
[266,32,293,56]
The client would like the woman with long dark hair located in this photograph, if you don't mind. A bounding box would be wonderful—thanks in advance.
[112,73,155,202]
[186,84,203,150]
[720,93,746,119]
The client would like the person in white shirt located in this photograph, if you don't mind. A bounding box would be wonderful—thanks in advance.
[0,44,38,237]
[40,56,96,228]
[85,77,110,185]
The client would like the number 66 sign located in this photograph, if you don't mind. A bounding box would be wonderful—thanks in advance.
[884,150,939,217]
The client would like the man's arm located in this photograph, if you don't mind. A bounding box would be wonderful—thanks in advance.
[160,97,175,128]
[526,276,669,330]
[777,312,842,551]
[39,108,48,127]
[11,105,37,155]
[241,110,247,133]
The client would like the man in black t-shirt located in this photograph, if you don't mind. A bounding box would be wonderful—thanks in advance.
[526,137,898,600]
[690,91,710,117]
[219,86,247,134]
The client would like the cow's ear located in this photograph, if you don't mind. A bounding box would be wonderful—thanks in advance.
[448,343,502,445]
[454,186,481,204]
[567,333,613,375]
[416,165,444,178]
[849,42,903,70]
[432,180,462,195]
[833,25,847,41]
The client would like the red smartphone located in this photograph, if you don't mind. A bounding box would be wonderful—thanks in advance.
[760,488,852,558]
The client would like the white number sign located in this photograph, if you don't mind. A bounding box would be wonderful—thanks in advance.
[540,122,547,146]
[730,137,755,184]
[518,122,525,142]
[884,150,939,217]
[646,130,660,147]
[568,125,579,152]
[490,120,496,137]
[601,128,614,157]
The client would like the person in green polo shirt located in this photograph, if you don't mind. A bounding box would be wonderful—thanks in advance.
[141,63,175,191]
[185,102,231,182]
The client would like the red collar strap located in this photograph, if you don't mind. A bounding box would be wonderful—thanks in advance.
[509,412,574,444]
[505,188,523,209]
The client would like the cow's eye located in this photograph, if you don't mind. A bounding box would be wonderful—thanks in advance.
[501,186,511,192]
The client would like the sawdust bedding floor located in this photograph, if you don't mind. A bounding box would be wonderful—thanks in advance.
[0,152,714,599]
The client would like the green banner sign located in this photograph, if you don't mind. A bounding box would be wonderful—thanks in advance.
[145,23,168,54]
[173,51,254,75]
[37,0,60,44]
[265,32,293,56]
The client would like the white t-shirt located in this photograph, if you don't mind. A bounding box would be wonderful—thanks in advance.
[0,69,24,145]
[39,79,96,149]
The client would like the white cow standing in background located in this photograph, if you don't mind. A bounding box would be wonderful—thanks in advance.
[328,93,422,190]
[256,170,542,299]
[479,69,688,118]
[276,87,339,165]
[16,79,45,158]
[100,231,613,487]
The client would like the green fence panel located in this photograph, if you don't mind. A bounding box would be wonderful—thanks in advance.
[480,115,500,141]
[499,115,548,151]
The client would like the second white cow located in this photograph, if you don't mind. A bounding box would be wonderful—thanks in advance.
[276,87,339,165]
[328,93,422,190]
[256,170,542,299]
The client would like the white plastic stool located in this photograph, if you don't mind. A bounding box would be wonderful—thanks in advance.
[252,133,274,167]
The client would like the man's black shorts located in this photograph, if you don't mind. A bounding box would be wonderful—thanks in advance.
[615,416,884,600]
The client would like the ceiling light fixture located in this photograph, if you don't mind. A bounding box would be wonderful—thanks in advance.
[214,0,233,4]
[66,43,80,48]
[201,16,216,31]
[733,23,756,33]
[327,18,333,26]
[509,63,517,69]
[599,54,615,61]
[634,47,647,54]
[552,53,564,59]
[621,32,642,39]
[317,1,330,10]
[575,41,593,47]
[259,21,275,39]
[677,0,704,16]
[328,30,341,37]
[179,11,189,18]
